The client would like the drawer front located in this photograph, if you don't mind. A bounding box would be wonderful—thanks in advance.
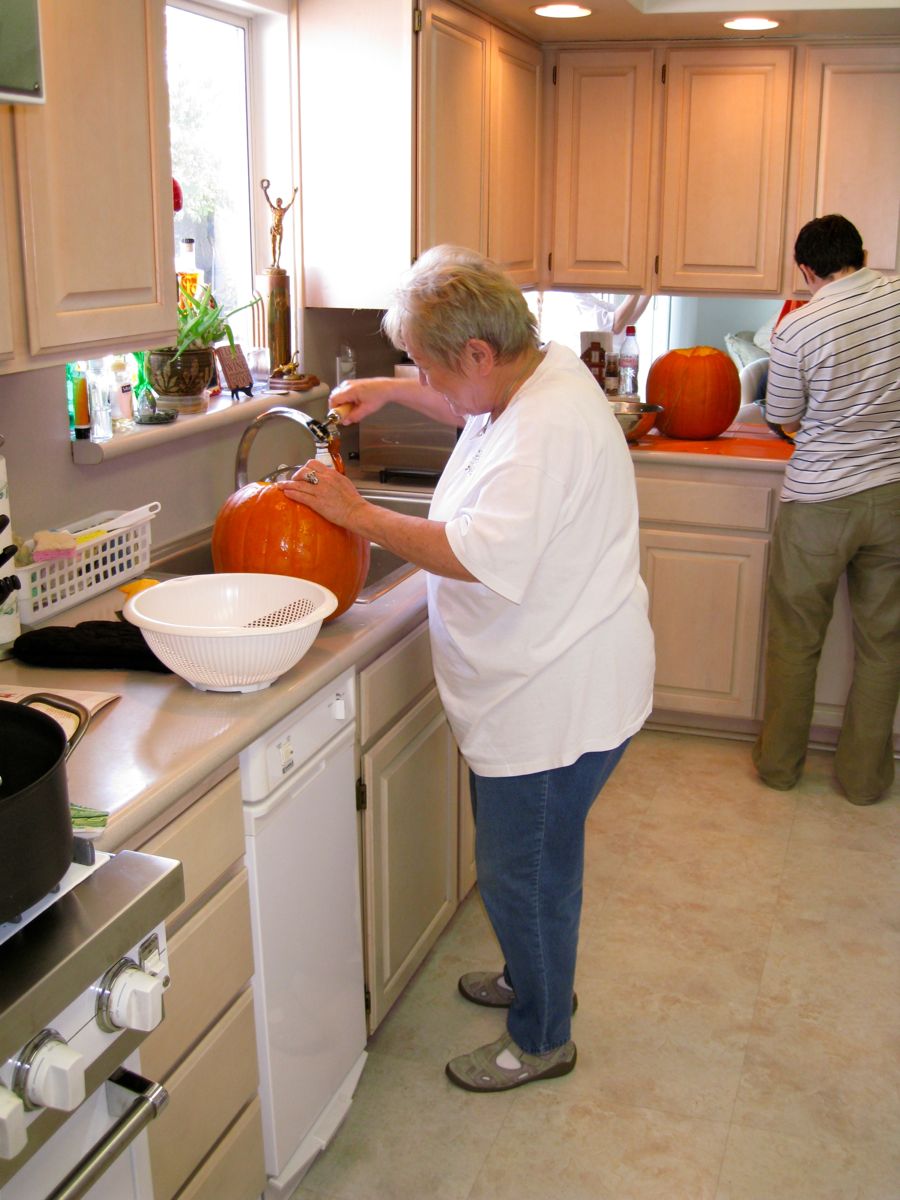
[140,771,244,922]
[637,477,774,532]
[147,989,259,1200]
[176,1097,265,1200]
[140,871,254,1081]
[358,620,434,746]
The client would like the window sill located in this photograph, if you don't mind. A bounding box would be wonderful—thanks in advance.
[70,384,331,464]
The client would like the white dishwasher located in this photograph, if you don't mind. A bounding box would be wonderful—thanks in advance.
[240,669,367,1199]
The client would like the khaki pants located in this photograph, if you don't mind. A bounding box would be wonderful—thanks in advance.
[753,479,900,802]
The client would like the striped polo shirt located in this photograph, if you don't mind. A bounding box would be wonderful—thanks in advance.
[765,267,900,503]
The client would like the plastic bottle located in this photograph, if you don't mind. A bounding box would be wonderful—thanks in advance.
[619,326,640,398]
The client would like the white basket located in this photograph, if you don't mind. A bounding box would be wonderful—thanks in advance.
[16,510,155,625]
[123,573,337,693]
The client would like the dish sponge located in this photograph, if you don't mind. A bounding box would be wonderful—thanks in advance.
[32,530,78,561]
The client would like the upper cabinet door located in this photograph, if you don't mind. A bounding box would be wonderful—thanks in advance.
[551,50,656,290]
[658,46,792,294]
[13,0,176,356]
[793,44,900,284]
[488,27,541,286]
[418,1,491,257]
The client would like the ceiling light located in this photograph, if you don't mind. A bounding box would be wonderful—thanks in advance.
[723,16,780,30]
[533,4,592,18]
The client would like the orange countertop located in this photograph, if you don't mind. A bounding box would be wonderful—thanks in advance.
[629,421,794,461]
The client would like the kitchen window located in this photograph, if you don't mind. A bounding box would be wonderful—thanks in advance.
[166,0,293,350]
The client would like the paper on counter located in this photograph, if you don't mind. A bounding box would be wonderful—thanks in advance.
[0,685,120,741]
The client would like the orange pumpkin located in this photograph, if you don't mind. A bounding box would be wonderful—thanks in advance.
[212,483,370,620]
[647,346,740,440]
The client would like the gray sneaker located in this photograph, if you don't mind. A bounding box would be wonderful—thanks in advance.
[446,1031,576,1093]
[458,971,578,1013]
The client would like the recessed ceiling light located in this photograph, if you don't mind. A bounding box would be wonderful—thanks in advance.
[533,4,592,18]
[723,17,780,30]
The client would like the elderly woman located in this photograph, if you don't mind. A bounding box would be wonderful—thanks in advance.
[278,246,654,1093]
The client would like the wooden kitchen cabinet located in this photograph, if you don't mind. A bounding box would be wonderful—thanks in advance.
[550,49,657,290]
[635,466,774,723]
[549,44,792,294]
[418,1,491,259]
[358,621,459,1032]
[0,0,177,375]
[789,43,900,288]
[136,771,265,1200]
[657,46,793,294]
[418,3,542,284]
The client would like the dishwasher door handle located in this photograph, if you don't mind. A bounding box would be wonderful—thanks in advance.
[45,1068,168,1200]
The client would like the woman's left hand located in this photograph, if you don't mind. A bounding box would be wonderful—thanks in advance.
[276,461,364,529]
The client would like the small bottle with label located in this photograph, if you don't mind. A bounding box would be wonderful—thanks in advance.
[619,326,640,399]
[175,237,203,308]
[109,356,135,430]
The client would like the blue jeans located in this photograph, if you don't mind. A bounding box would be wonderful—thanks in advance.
[470,742,629,1055]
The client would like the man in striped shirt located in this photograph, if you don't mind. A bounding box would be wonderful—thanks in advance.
[753,214,900,805]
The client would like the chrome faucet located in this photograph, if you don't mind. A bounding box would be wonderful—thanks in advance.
[234,406,345,489]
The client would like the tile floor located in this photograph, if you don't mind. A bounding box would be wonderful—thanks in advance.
[294,730,900,1200]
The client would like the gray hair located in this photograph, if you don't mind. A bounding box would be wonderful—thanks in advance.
[382,245,538,368]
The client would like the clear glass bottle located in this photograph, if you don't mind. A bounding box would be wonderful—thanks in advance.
[109,356,135,430]
[175,237,203,308]
[86,359,112,442]
[619,325,640,398]
[335,341,356,387]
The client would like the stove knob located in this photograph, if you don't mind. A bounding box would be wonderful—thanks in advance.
[97,960,165,1033]
[0,1085,27,1160]
[21,1034,86,1112]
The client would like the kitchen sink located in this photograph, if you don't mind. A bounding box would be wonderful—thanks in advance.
[151,486,432,603]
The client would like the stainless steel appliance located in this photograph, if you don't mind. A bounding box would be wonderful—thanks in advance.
[358,365,457,483]
[0,845,183,1199]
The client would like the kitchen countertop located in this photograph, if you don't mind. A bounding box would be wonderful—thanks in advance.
[628,420,793,467]
[0,567,428,851]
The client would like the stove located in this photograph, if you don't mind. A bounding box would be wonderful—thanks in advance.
[0,845,183,1196]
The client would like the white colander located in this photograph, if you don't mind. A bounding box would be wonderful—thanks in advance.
[123,573,337,692]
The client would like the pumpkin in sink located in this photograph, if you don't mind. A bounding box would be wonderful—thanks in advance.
[211,481,370,621]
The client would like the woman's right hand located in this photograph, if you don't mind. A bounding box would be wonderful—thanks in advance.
[330,377,400,424]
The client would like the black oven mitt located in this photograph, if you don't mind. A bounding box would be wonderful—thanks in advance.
[12,621,173,673]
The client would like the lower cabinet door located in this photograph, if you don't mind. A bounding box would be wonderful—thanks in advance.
[640,527,768,719]
[361,685,459,1031]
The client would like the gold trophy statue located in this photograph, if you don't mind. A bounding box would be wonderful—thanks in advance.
[257,178,299,372]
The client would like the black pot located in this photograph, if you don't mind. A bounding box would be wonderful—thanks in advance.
[0,694,89,923]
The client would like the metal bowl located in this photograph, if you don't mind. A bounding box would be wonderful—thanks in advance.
[611,401,664,443]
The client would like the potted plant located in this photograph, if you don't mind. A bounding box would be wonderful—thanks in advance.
[147,286,261,414]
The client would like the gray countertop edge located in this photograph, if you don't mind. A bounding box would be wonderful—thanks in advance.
[0,572,428,852]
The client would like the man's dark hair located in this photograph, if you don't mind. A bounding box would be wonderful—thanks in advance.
[794,214,864,279]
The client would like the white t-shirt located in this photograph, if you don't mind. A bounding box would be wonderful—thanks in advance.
[427,341,654,777]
